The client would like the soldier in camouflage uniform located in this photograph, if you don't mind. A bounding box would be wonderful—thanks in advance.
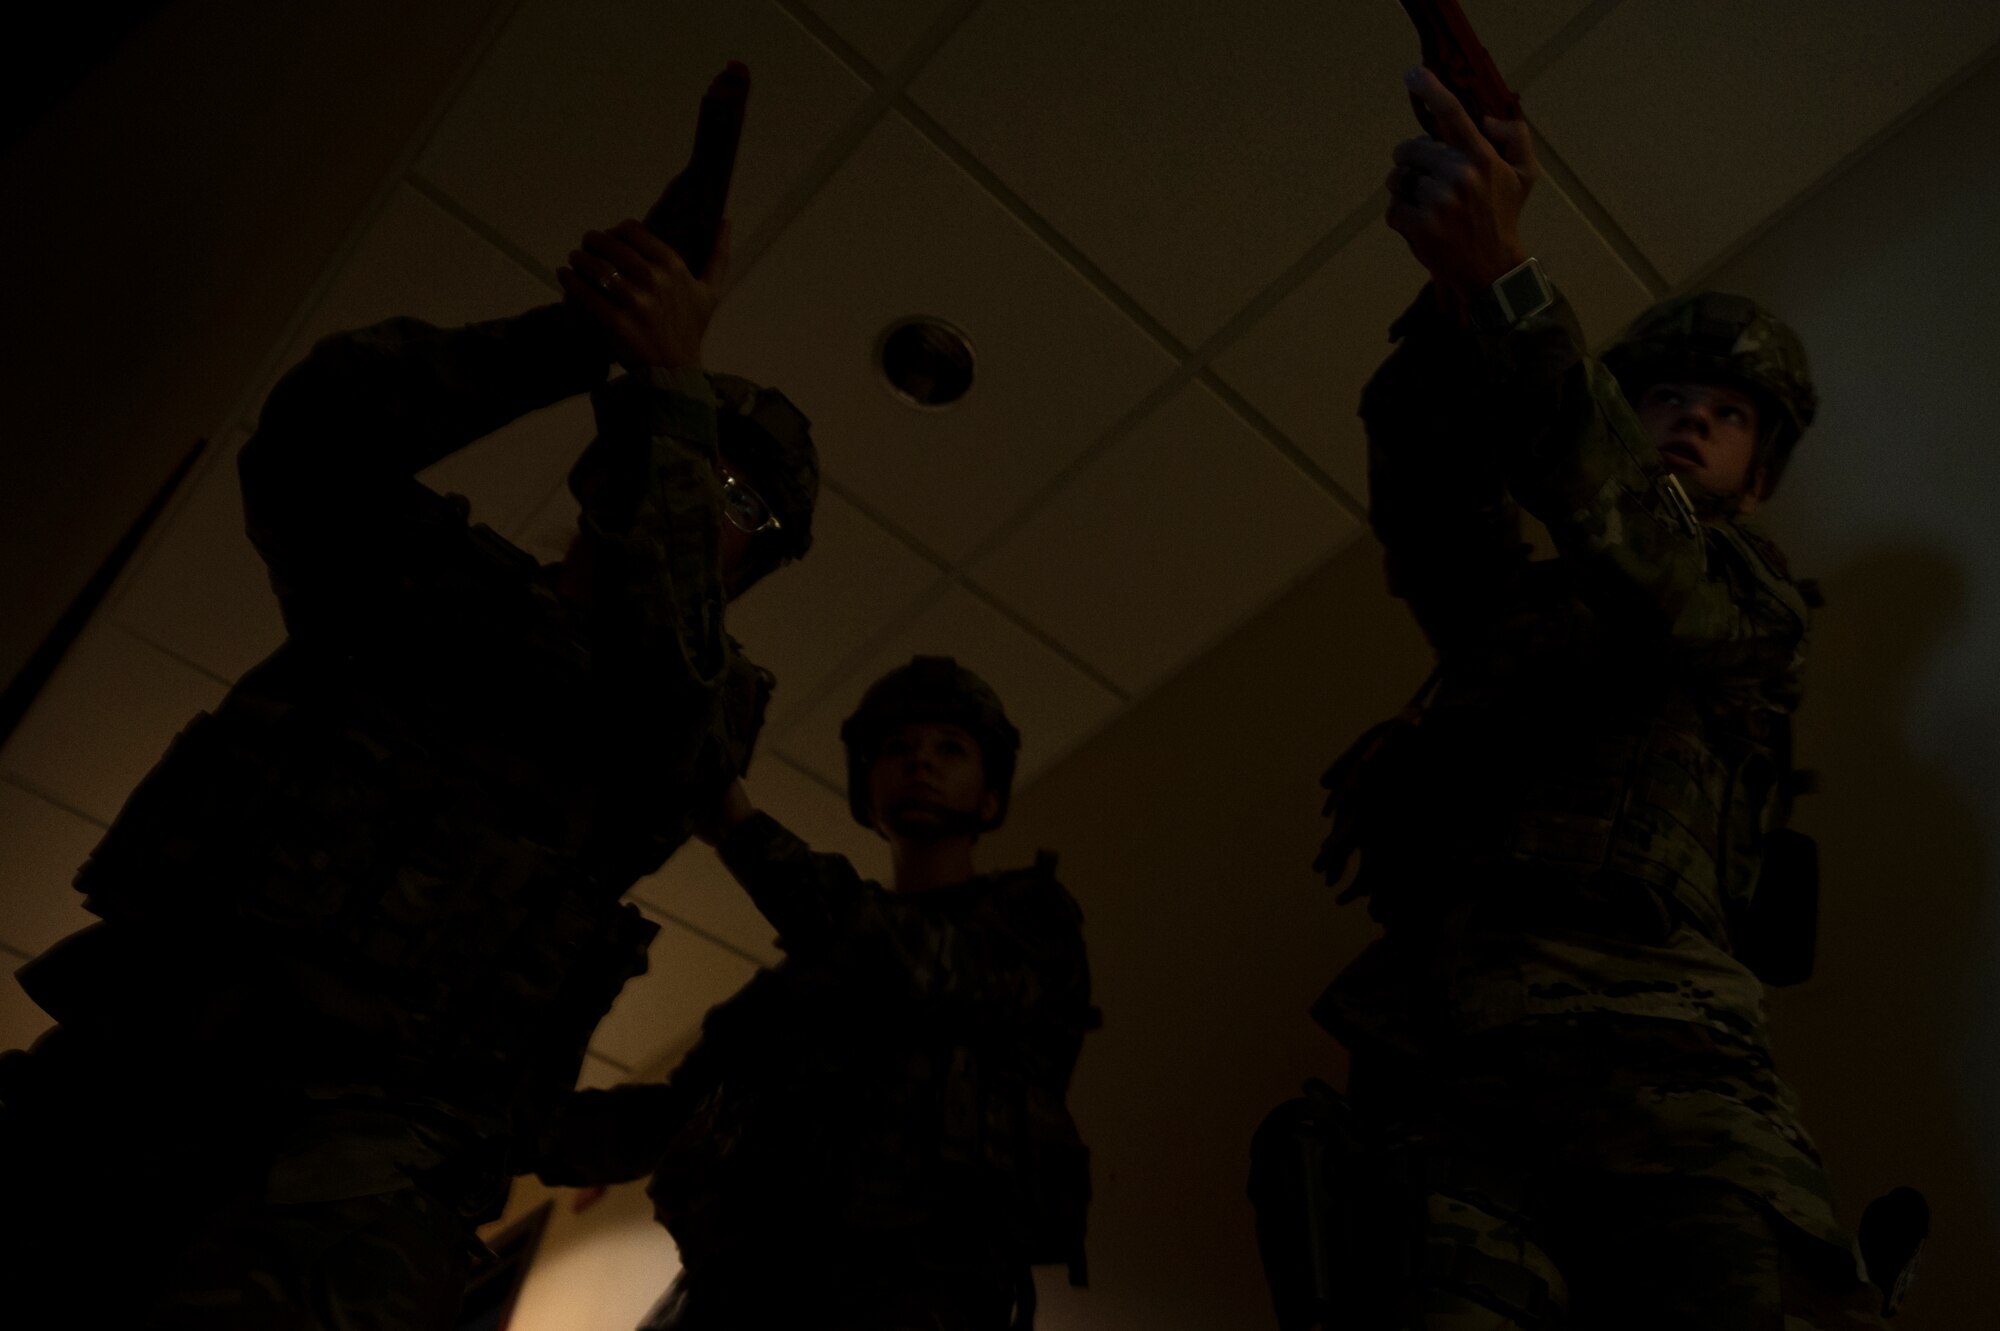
[533,656,1097,1330]
[1248,69,1886,1328]
[0,217,818,1329]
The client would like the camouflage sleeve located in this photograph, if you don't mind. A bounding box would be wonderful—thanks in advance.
[239,303,606,549]
[1359,288,1529,652]
[714,810,871,949]
[1472,292,1809,684]
[716,817,1095,1033]
[240,302,732,688]
[570,365,730,687]
[530,1081,689,1187]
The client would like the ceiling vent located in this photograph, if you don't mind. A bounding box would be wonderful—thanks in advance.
[876,317,974,409]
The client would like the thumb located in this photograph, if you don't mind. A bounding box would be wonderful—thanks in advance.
[702,219,733,286]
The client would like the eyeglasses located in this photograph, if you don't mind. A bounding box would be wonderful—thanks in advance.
[719,467,782,537]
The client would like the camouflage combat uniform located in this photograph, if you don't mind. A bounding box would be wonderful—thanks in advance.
[0,304,793,1330]
[1257,287,1884,1328]
[536,813,1096,1331]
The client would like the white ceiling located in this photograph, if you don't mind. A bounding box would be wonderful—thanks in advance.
[5,0,1996,1080]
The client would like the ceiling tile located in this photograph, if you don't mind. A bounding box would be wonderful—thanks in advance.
[1209,223,1421,501]
[910,0,1421,344]
[631,846,780,968]
[0,624,227,827]
[1528,174,1661,346]
[111,429,287,685]
[0,781,101,958]
[628,753,889,963]
[800,0,958,70]
[587,915,758,1072]
[722,489,944,729]
[1211,175,1654,499]
[512,479,586,566]
[972,383,1358,695]
[416,0,871,270]
[743,752,890,884]
[1528,0,2000,282]
[249,184,593,538]
[702,111,1175,562]
[576,1051,631,1090]
[0,974,53,1055]
[416,395,600,541]
[1461,0,1603,73]
[261,184,554,406]
[771,584,1123,793]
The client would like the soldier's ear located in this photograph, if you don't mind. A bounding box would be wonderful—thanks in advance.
[1742,461,1772,512]
[978,789,1001,825]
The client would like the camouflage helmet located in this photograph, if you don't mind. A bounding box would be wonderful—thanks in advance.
[709,372,819,572]
[839,656,1021,832]
[1601,290,1818,493]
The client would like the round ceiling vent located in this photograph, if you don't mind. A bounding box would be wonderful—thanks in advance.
[876,317,975,409]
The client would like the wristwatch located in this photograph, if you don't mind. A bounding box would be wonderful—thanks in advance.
[1472,256,1554,332]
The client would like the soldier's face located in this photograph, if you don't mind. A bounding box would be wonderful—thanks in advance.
[1634,380,1767,511]
[715,455,757,596]
[868,723,999,841]
[564,452,756,595]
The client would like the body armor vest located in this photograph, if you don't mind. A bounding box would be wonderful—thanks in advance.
[34,497,771,1149]
[1319,560,1808,970]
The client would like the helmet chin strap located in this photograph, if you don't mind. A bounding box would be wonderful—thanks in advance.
[881,804,990,842]
[1686,481,1751,521]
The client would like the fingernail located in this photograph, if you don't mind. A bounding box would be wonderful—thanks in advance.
[1404,66,1424,86]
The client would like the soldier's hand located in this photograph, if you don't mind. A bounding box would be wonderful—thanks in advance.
[692,777,755,846]
[557,218,730,371]
[1384,67,1536,306]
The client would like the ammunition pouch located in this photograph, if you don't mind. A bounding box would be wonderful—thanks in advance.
[1248,1080,1564,1330]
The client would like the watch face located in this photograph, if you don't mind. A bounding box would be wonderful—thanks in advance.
[1494,259,1552,324]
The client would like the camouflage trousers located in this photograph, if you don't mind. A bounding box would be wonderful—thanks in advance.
[133,1184,471,1331]
[1406,1172,1883,1329]
[1250,1018,1887,1329]
[0,1029,477,1331]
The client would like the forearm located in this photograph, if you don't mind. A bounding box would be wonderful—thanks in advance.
[1360,286,1528,644]
[242,303,607,493]
[573,365,730,686]
[531,1082,685,1187]
[716,811,864,947]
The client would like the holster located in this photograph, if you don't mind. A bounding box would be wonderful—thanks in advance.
[1248,1080,1397,1330]
[1248,1080,1563,1330]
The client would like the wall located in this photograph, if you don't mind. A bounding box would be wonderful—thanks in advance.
[480,1178,682,1331]
[982,541,1431,1328]
[0,0,511,689]
[1709,46,2000,1327]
